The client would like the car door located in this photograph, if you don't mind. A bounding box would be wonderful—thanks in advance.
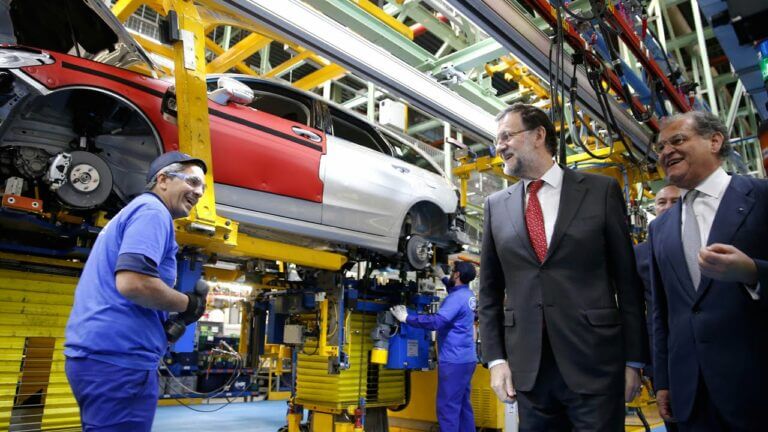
[207,78,325,223]
[321,107,413,236]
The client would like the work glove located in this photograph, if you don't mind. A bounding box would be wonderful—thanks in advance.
[390,305,408,323]
[178,293,206,325]
[177,279,210,324]
[432,264,446,279]
[165,280,210,342]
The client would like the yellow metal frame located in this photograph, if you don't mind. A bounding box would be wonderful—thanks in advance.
[206,32,270,74]
[316,299,339,357]
[388,366,504,430]
[351,0,414,39]
[486,56,551,103]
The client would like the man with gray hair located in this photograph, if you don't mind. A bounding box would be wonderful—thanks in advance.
[648,111,768,431]
[64,151,208,431]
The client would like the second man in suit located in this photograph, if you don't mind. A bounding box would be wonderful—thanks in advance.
[648,111,768,431]
[479,103,648,431]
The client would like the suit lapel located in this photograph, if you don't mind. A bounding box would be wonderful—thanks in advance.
[694,175,755,303]
[545,168,586,261]
[662,201,697,301]
[504,181,539,263]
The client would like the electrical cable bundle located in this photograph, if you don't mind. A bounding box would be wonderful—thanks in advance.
[158,340,246,413]
[548,5,569,164]
[551,0,625,161]
[564,1,650,163]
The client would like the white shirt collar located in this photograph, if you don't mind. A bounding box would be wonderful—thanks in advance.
[682,167,730,200]
[523,162,563,190]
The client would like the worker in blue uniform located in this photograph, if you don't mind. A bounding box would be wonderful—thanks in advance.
[391,261,478,432]
[64,152,209,432]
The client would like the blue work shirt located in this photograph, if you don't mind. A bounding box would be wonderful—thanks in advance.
[406,282,477,364]
[64,193,178,370]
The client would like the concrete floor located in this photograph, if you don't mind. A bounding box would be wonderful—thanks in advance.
[153,400,288,432]
[153,400,669,431]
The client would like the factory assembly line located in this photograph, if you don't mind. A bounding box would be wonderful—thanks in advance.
[0,0,765,431]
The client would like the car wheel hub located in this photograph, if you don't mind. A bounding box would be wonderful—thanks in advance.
[69,164,101,192]
[406,234,433,270]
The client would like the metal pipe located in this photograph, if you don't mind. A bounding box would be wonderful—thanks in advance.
[690,0,718,114]
[367,82,376,121]
[725,80,744,136]
[443,121,453,182]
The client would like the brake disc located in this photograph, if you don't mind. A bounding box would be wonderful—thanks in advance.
[405,234,433,270]
[55,151,113,209]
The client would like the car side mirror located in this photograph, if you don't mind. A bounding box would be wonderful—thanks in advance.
[208,77,254,106]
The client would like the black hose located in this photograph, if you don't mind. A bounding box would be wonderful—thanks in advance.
[389,370,411,412]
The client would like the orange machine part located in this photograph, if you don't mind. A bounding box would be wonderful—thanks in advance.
[2,194,43,214]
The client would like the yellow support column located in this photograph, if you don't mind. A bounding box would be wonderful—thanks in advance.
[160,0,234,245]
[167,0,212,218]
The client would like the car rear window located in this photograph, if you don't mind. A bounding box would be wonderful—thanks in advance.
[329,108,389,154]
[381,134,441,175]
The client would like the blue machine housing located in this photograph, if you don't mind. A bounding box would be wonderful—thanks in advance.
[386,294,437,370]
[386,318,431,370]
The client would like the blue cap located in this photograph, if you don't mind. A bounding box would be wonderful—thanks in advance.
[146,151,207,182]
[453,261,477,284]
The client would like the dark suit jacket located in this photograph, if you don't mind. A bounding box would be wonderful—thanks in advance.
[634,241,654,377]
[649,174,768,427]
[634,241,652,294]
[479,167,648,395]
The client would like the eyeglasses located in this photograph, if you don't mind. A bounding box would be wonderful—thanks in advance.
[495,128,534,145]
[166,172,206,192]
[652,133,691,154]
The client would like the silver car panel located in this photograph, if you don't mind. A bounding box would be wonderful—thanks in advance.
[320,135,413,237]
[214,183,322,224]
[216,203,397,254]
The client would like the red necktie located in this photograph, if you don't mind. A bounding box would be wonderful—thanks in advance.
[526,180,547,263]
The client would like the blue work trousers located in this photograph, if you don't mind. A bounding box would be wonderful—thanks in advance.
[65,357,158,432]
[437,361,476,432]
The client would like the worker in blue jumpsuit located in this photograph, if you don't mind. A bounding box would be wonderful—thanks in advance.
[64,152,209,431]
[391,261,478,432]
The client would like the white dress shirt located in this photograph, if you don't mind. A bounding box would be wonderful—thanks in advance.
[522,163,563,247]
[681,167,759,298]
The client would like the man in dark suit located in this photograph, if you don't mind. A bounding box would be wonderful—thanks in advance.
[635,185,681,367]
[479,103,648,431]
[635,185,680,432]
[649,111,768,431]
